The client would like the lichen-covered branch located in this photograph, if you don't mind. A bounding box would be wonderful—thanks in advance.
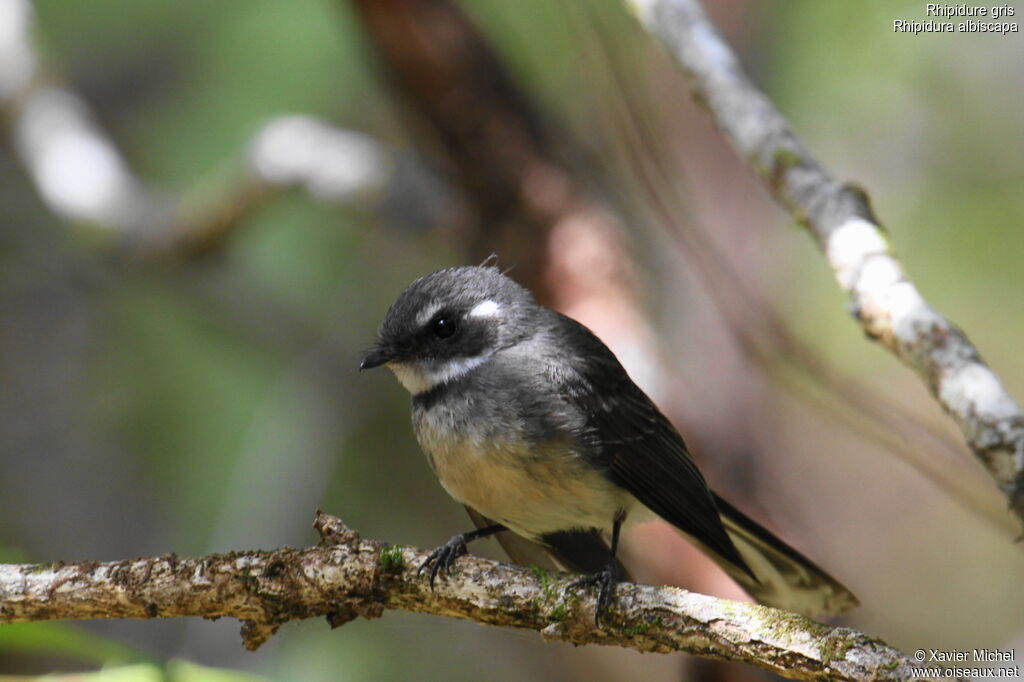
[0,513,937,681]
[623,0,1024,523]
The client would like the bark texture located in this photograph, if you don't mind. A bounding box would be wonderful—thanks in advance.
[0,512,941,681]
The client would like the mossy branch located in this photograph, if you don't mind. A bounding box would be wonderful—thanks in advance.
[0,512,941,681]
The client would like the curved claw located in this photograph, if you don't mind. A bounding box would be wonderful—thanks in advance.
[418,534,469,588]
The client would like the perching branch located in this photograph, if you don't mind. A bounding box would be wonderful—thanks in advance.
[623,0,1024,523]
[0,512,939,682]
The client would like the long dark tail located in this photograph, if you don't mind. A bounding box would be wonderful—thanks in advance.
[705,493,858,617]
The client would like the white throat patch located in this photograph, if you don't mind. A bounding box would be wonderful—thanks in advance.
[388,354,493,395]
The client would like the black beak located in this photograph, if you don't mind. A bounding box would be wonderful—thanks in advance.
[359,345,395,371]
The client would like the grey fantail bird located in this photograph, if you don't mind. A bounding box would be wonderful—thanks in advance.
[360,265,857,620]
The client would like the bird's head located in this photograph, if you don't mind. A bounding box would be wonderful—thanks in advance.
[360,265,537,395]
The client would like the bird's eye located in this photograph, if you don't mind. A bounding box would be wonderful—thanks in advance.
[432,317,458,339]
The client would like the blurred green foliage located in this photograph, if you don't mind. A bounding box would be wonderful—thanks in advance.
[0,623,150,668]
[0,661,272,682]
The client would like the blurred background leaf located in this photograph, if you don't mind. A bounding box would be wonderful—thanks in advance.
[0,660,272,682]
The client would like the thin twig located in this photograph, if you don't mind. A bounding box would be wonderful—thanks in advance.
[622,0,1024,524]
[0,512,940,682]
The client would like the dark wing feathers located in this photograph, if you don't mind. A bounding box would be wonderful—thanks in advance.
[548,312,752,578]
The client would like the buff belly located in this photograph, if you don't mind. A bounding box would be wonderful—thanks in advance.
[412,406,639,540]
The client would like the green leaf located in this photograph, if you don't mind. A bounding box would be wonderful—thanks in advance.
[0,622,150,666]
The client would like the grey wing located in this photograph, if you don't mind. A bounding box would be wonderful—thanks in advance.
[548,312,752,577]
[548,312,858,616]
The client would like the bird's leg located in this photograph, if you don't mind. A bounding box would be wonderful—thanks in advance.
[419,523,505,588]
[568,513,625,625]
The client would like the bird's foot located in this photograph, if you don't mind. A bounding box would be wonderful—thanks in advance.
[568,562,620,625]
[418,533,469,588]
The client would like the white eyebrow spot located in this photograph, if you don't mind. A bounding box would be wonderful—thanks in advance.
[469,300,500,318]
